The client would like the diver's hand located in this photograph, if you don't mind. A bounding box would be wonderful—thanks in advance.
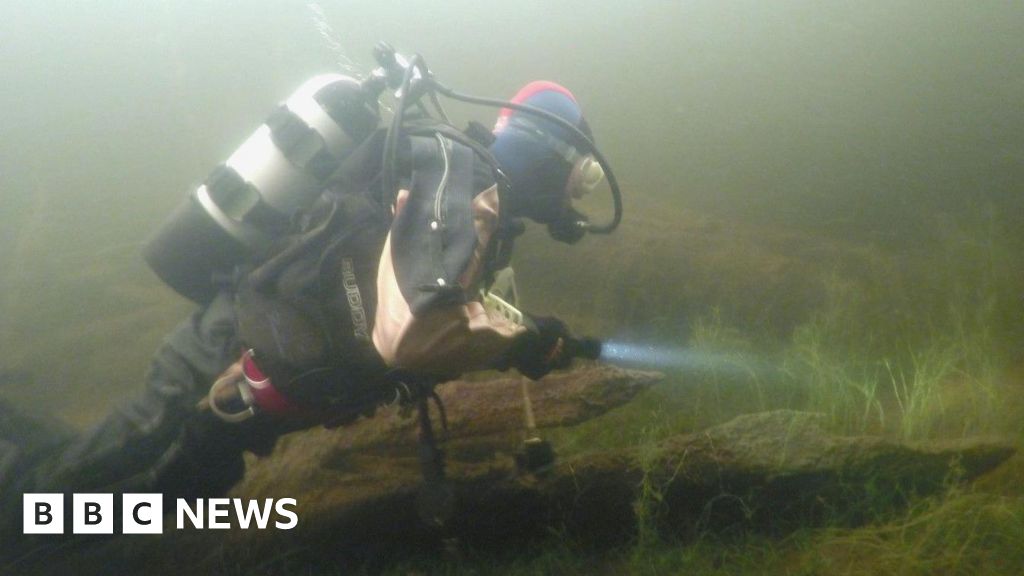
[508,315,574,380]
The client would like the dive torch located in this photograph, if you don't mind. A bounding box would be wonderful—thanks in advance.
[564,335,603,363]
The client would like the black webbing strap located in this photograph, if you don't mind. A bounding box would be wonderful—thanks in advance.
[265,105,341,181]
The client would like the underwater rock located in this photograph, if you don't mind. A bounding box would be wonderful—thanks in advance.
[649,410,1017,535]
[238,408,1015,555]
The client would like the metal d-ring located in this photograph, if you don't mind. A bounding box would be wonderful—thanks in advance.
[207,369,258,424]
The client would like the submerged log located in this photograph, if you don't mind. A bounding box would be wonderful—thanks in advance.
[238,364,662,498]
[331,363,665,448]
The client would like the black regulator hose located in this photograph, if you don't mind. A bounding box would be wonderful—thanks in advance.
[381,53,426,207]
[375,48,622,235]
[426,79,623,235]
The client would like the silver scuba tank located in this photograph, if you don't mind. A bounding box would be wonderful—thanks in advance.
[144,74,381,303]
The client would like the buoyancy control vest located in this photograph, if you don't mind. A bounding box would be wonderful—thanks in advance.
[230,125,514,420]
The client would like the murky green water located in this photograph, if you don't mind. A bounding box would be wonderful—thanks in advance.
[1,1,1022,427]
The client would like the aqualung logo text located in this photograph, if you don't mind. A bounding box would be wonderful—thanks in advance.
[23,494,298,534]
[341,257,370,342]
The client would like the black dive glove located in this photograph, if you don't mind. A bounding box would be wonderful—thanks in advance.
[505,315,574,380]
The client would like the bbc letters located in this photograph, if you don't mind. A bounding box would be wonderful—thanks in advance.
[24,494,298,534]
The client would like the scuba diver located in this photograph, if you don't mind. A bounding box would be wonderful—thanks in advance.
[0,45,621,553]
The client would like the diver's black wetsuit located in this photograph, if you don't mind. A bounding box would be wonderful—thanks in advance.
[0,293,287,551]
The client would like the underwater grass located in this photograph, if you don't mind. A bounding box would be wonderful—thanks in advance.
[368,492,1024,576]
[495,210,1024,576]
[775,209,1018,442]
[792,492,1024,576]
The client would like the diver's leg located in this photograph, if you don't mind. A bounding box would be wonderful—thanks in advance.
[0,294,235,560]
[0,293,303,566]
[33,291,245,496]
[1,292,284,535]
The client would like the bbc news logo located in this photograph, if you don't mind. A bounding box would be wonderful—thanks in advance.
[23,494,298,534]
